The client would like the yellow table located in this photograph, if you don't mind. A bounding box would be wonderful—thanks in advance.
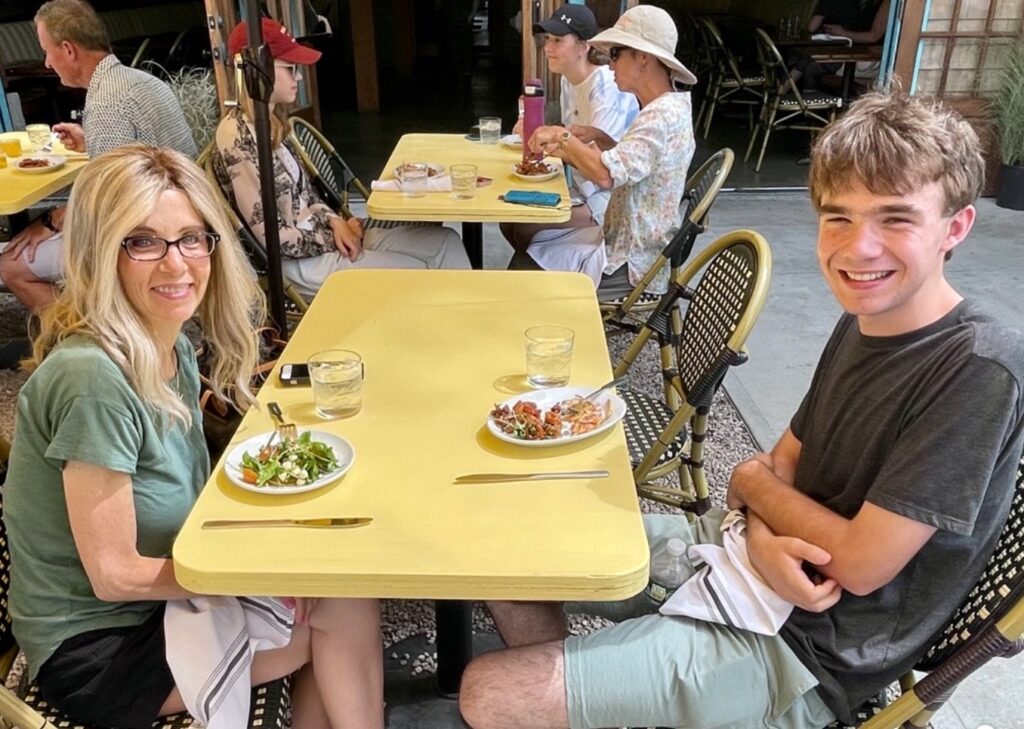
[0,132,88,216]
[367,133,572,268]
[174,269,648,692]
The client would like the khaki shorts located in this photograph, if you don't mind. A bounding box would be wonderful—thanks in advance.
[563,512,836,729]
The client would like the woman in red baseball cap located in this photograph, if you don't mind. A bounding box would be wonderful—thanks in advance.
[213,19,469,300]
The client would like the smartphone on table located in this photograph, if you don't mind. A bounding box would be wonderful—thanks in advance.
[279,363,310,386]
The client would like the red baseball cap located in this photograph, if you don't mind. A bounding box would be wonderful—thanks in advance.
[228,17,322,65]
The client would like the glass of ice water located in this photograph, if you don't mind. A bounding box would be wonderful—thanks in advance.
[26,124,51,149]
[525,326,574,388]
[309,349,363,419]
[450,164,477,199]
[479,116,501,144]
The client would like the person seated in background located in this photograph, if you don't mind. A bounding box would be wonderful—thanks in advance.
[789,0,891,91]
[0,0,197,311]
[214,18,469,300]
[4,144,384,729]
[501,4,638,262]
[458,90,1024,729]
[522,5,695,298]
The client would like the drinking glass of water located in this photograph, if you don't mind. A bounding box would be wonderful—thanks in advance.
[525,326,574,388]
[309,349,363,419]
[450,164,477,199]
[479,116,502,144]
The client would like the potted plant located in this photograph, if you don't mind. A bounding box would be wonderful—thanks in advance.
[994,39,1024,210]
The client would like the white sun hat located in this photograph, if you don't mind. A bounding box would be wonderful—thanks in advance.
[589,5,697,87]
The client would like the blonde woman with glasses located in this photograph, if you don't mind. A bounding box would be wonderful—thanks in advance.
[214,19,468,299]
[4,145,384,729]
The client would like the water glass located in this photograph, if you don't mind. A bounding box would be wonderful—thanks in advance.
[0,138,22,157]
[26,124,51,148]
[525,326,574,388]
[450,164,477,199]
[400,164,429,197]
[479,116,501,144]
[309,349,363,419]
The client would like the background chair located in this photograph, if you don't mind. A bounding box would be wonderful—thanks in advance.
[745,29,843,173]
[828,450,1024,728]
[602,148,735,331]
[697,18,766,139]
[0,485,292,729]
[614,229,772,515]
[288,117,370,217]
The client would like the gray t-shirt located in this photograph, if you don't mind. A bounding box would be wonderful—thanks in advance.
[4,334,208,679]
[781,301,1024,722]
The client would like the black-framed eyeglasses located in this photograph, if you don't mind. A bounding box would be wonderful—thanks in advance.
[120,232,219,261]
[608,46,630,61]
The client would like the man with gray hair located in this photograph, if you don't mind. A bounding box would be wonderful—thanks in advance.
[458,90,1024,729]
[0,0,196,311]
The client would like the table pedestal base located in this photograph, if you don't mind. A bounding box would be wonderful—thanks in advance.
[461,222,483,269]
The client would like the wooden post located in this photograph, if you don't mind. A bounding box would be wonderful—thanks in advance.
[203,0,237,109]
[350,0,380,112]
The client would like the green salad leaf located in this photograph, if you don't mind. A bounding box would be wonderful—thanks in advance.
[241,431,339,487]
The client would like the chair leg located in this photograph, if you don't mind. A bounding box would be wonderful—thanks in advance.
[689,409,711,515]
[754,105,778,173]
[745,116,762,162]
[702,81,720,138]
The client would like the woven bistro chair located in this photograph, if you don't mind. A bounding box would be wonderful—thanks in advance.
[697,18,766,139]
[197,144,310,317]
[601,148,735,332]
[614,229,771,515]
[745,29,843,173]
[0,475,294,729]
[288,116,370,217]
[824,449,1024,728]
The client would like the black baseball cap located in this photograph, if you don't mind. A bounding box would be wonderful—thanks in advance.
[533,4,599,40]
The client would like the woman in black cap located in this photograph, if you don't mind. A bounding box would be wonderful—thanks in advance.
[502,4,638,259]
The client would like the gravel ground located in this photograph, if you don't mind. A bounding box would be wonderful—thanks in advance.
[0,295,761,689]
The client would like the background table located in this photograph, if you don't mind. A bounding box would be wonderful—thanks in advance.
[367,134,571,268]
[0,132,88,216]
[776,40,882,103]
[174,269,648,692]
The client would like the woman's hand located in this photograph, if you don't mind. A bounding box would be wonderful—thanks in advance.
[281,597,319,625]
[528,125,569,158]
[330,216,364,261]
[568,124,616,151]
[821,23,848,35]
[512,117,523,136]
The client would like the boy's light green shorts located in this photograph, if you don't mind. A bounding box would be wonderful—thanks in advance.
[562,512,836,729]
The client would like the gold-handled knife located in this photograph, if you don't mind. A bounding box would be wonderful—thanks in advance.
[202,517,372,529]
[454,470,610,484]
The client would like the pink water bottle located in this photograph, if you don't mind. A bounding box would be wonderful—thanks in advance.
[521,78,545,161]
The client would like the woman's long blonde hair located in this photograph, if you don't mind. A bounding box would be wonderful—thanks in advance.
[29,144,266,426]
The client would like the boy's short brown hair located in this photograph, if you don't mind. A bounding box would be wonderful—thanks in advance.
[809,89,985,216]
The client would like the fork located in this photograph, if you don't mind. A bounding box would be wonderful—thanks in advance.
[267,401,298,443]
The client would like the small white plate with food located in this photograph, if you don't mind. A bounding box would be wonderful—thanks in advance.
[500,134,523,149]
[511,160,560,182]
[225,429,355,494]
[14,155,66,174]
[394,162,445,179]
[487,386,627,447]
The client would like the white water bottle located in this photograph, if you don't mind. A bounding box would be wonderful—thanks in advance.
[645,537,688,604]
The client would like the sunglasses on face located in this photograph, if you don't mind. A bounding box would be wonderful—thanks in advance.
[608,46,630,61]
[274,63,299,76]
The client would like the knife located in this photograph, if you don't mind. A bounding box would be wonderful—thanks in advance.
[454,470,610,484]
[202,517,372,529]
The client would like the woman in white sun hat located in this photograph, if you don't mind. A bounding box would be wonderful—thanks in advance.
[522,4,696,298]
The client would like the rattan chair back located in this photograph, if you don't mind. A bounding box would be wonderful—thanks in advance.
[288,117,370,216]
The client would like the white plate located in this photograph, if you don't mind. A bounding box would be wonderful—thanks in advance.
[487,386,627,448]
[225,429,355,495]
[13,154,66,174]
[500,134,523,149]
[511,163,560,183]
[394,162,445,179]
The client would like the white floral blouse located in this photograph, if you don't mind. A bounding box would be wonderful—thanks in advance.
[600,92,695,289]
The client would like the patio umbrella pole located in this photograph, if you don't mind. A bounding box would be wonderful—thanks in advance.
[242,4,289,336]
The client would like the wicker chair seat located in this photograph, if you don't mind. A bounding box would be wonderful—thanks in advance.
[622,389,687,468]
[600,291,662,309]
[823,693,885,728]
[20,679,290,729]
[720,75,766,87]
[779,93,843,110]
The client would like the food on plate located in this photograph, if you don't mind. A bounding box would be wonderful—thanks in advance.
[17,158,51,169]
[396,162,440,177]
[515,159,553,176]
[490,396,611,441]
[240,430,339,486]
